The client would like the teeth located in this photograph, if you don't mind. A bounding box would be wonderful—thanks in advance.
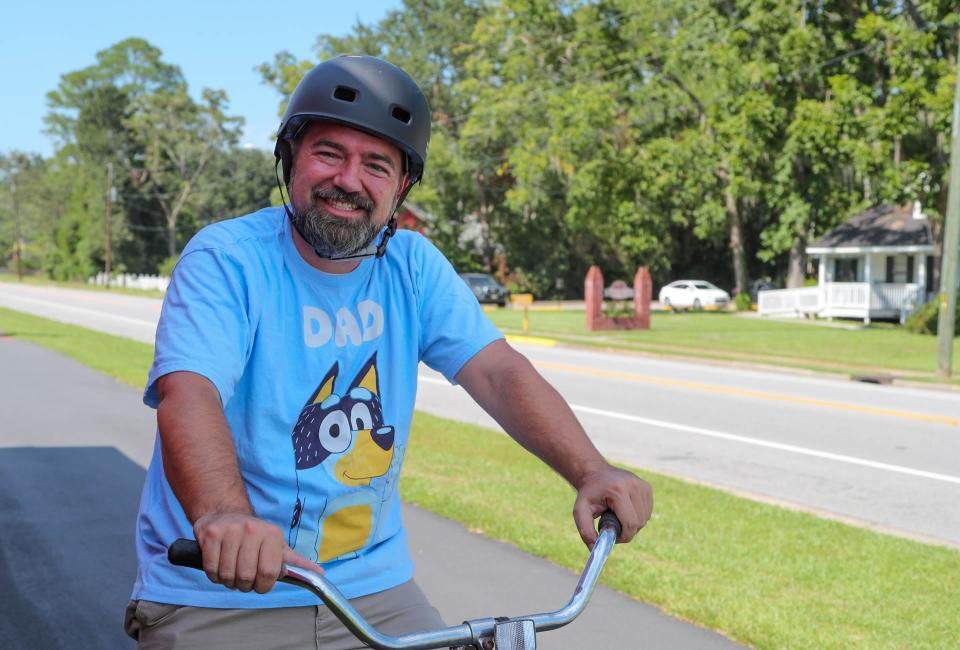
[329,199,359,211]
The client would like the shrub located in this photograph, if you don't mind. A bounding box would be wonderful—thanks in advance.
[734,292,753,311]
[904,293,960,336]
[603,304,635,318]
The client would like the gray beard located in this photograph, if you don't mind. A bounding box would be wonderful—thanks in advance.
[290,195,380,259]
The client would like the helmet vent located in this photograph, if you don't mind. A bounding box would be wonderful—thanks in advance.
[391,105,412,124]
[333,86,358,102]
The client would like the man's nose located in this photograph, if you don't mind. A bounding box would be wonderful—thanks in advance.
[333,157,363,194]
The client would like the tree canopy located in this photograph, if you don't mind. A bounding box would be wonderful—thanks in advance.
[0,38,273,279]
[258,0,958,296]
[2,5,958,295]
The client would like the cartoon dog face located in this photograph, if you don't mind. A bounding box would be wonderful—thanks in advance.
[291,353,395,486]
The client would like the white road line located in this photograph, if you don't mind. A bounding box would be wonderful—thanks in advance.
[417,374,960,486]
[0,294,157,329]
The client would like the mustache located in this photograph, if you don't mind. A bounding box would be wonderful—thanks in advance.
[311,186,374,213]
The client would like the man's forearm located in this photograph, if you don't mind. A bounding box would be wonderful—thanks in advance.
[157,371,252,522]
[457,341,654,545]
[457,342,607,488]
[156,372,320,592]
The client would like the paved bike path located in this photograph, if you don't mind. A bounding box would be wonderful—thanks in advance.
[0,336,742,649]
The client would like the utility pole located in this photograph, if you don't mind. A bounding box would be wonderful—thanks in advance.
[105,162,114,288]
[937,42,960,377]
[11,178,23,282]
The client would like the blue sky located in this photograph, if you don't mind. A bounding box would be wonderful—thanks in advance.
[2,0,400,157]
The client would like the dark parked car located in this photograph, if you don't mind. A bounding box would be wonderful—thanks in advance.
[749,279,776,302]
[732,279,776,302]
[459,273,509,307]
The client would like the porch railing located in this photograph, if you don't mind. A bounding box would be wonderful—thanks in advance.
[758,283,922,322]
[89,272,170,292]
[869,283,921,313]
[756,287,821,316]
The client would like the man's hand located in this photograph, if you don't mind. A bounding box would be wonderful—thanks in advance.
[194,513,323,594]
[572,465,653,547]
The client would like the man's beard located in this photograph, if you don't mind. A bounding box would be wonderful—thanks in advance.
[290,186,381,258]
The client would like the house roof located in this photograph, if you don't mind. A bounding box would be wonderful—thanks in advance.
[401,201,433,223]
[807,203,933,253]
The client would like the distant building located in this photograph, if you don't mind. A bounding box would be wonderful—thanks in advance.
[806,202,936,297]
[759,202,937,323]
[396,202,432,234]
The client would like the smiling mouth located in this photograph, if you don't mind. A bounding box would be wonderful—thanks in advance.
[312,188,373,217]
[325,198,363,212]
[318,198,369,219]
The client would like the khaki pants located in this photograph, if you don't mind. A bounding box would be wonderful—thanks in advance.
[124,580,444,649]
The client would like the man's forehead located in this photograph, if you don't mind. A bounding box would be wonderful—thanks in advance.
[298,122,402,161]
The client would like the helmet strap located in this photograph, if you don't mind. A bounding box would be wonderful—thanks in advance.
[275,158,296,223]
[373,173,417,258]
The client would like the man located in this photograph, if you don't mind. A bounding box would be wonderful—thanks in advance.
[126,55,652,648]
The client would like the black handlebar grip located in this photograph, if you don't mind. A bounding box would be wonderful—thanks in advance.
[168,538,204,571]
[598,510,622,538]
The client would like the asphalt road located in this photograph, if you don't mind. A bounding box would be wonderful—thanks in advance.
[2,282,957,549]
[417,345,960,548]
[0,296,740,648]
[0,282,161,343]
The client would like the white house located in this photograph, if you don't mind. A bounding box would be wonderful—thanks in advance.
[759,202,936,324]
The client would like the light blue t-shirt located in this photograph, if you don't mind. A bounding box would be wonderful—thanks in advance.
[132,207,503,608]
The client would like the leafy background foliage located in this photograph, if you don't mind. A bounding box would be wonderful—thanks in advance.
[1,2,958,299]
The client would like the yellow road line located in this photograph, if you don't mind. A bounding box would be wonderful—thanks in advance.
[506,335,558,347]
[533,360,960,427]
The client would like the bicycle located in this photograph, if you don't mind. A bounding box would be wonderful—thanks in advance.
[168,511,622,650]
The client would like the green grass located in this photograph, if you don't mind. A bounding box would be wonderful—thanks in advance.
[2,307,958,649]
[403,413,960,650]
[0,272,165,298]
[490,309,960,382]
[0,307,153,387]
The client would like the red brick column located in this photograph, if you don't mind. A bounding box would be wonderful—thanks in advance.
[634,266,652,330]
[585,265,605,331]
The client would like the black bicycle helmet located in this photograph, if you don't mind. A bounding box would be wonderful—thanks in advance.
[274,55,430,186]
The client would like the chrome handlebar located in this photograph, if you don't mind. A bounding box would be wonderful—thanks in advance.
[168,512,620,650]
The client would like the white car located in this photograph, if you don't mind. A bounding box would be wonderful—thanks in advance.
[658,280,730,310]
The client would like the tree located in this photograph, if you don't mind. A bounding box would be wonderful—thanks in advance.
[41,38,246,276]
[762,3,959,287]
[45,38,183,157]
[0,152,52,274]
[256,0,959,295]
[126,87,243,258]
[42,39,185,277]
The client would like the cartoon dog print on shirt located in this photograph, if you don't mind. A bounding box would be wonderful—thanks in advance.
[288,352,395,563]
